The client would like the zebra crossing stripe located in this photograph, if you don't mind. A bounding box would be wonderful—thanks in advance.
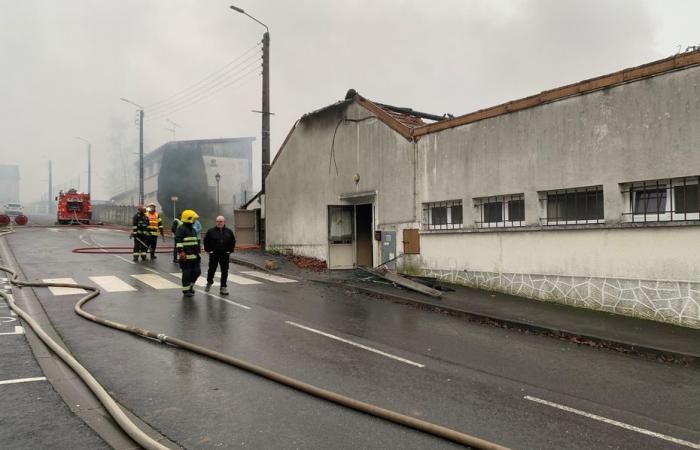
[130,274,181,290]
[240,271,297,283]
[226,273,262,285]
[42,278,88,296]
[89,276,137,292]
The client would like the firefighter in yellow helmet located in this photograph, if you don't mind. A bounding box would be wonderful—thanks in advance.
[174,209,201,297]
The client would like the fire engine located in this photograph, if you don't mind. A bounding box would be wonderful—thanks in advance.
[56,189,92,224]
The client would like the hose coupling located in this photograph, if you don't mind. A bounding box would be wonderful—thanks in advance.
[156,333,168,343]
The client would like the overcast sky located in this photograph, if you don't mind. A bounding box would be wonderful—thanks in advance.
[1,0,698,204]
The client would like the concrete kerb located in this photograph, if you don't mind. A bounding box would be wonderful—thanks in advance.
[230,255,699,367]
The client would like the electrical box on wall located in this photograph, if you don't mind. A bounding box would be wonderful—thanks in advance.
[374,230,382,241]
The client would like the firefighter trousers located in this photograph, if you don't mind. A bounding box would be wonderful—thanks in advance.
[132,235,148,260]
[147,235,158,257]
[179,260,201,293]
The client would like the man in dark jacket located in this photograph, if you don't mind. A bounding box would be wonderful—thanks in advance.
[175,209,201,298]
[131,205,149,262]
[203,215,236,295]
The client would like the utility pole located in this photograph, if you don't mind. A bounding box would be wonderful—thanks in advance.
[120,98,145,205]
[261,31,270,195]
[48,160,52,214]
[75,137,91,195]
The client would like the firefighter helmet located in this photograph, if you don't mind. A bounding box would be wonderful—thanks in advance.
[181,209,199,223]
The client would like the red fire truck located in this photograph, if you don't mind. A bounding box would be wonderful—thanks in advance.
[56,189,92,224]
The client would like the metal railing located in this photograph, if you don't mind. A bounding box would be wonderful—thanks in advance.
[474,193,524,228]
[540,185,604,225]
[621,176,699,222]
[422,200,463,230]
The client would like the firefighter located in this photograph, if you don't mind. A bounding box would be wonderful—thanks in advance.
[130,205,149,262]
[145,203,164,260]
[175,209,201,297]
[171,216,183,263]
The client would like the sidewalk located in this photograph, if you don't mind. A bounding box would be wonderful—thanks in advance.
[231,250,700,365]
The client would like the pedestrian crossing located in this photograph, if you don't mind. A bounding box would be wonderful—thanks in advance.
[42,270,296,296]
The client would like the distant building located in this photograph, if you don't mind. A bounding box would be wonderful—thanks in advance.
[0,165,20,205]
[110,137,255,215]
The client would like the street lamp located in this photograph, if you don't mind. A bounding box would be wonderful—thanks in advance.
[75,137,91,195]
[215,173,221,214]
[120,97,145,205]
[229,4,270,197]
[170,195,178,222]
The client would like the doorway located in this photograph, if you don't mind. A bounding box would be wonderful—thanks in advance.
[355,204,373,267]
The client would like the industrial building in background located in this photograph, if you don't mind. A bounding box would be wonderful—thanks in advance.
[265,49,700,328]
[110,137,255,218]
[0,164,20,205]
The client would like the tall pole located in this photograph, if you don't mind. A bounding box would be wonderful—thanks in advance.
[261,31,270,196]
[87,142,92,195]
[48,160,52,214]
[139,109,144,205]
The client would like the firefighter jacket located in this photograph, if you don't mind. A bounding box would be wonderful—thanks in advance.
[132,212,149,237]
[203,226,236,254]
[146,211,164,236]
[175,222,201,262]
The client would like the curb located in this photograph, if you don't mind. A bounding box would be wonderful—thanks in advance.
[230,255,698,366]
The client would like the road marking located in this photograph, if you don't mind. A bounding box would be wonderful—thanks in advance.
[48,228,60,233]
[524,396,700,449]
[226,273,263,285]
[42,278,87,296]
[285,321,425,368]
[195,278,220,288]
[240,271,297,283]
[0,326,24,336]
[131,274,181,290]
[166,273,249,309]
[89,276,137,293]
[0,377,47,385]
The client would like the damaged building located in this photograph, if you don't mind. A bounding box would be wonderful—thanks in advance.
[265,50,700,328]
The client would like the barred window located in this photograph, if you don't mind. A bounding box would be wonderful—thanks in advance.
[474,194,525,228]
[541,185,604,225]
[622,176,699,222]
[422,200,463,230]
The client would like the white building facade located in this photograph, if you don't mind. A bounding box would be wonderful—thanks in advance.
[266,51,700,328]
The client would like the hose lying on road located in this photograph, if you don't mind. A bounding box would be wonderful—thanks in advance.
[0,231,509,449]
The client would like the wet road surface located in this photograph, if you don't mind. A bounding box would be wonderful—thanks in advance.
[2,225,700,449]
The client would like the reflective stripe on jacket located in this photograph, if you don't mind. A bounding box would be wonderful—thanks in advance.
[132,213,149,236]
[174,223,200,261]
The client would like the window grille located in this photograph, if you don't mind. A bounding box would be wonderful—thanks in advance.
[621,176,699,222]
[474,193,525,228]
[422,200,463,230]
[541,185,604,225]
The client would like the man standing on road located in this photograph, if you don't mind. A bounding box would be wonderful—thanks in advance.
[203,215,236,296]
[170,216,182,263]
[145,203,164,260]
[175,209,201,298]
[131,205,149,262]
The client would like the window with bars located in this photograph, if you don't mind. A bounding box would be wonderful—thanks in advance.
[541,185,604,225]
[474,194,525,228]
[422,200,463,230]
[621,176,699,222]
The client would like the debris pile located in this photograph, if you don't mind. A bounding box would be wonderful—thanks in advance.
[288,255,327,272]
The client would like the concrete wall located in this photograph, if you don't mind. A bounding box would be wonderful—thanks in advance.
[266,102,417,263]
[416,66,700,327]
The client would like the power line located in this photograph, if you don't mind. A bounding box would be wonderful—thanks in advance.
[146,52,260,114]
[145,67,261,122]
[146,58,261,119]
[145,41,261,110]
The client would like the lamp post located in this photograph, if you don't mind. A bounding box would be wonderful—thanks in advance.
[171,195,178,222]
[215,173,221,214]
[120,97,145,205]
[75,137,91,195]
[229,4,270,196]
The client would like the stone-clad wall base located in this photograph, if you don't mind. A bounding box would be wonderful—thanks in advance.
[420,269,700,329]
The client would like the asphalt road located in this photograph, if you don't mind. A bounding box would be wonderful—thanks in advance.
[2,222,699,449]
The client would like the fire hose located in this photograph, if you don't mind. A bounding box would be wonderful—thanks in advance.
[0,230,509,449]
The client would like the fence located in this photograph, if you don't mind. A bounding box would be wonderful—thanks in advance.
[93,205,137,227]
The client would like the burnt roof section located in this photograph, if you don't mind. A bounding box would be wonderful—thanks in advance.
[413,48,700,137]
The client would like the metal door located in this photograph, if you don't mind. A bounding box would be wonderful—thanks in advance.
[233,209,257,246]
[381,231,396,270]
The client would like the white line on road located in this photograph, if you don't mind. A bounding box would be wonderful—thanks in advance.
[240,271,297,283]
[285,321,425,368]
[42,278,87,296]
[524,395,700,449]
[0,326,24,336]
[89,276,137,293]
[165,273,250,309]
[0,376,46,385]
[131,274,181,290]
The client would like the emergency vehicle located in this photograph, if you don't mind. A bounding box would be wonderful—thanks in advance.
[56,189,92,224]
